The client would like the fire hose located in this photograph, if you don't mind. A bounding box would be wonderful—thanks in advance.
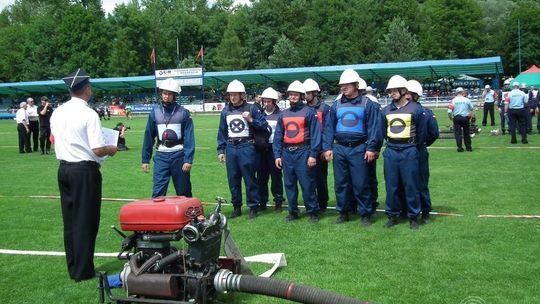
[214,269,370,304]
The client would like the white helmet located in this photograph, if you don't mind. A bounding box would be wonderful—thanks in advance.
[158,78,181,93]
[287,80,306,94]
[339,69,360,85]
[386,75,407,90]
[406,80,423,96]
[261,87,279,100]
[26,97,34,103]
[226,79,246,93]
[512,81,520,87]
[303,78,320,92]
[20,102,27,108]
[485,84,490,89]
[503,79,511,85]
[366,86,374,92]
[357,77,367,90]
[521,83,527,89]
[455,87,464,93]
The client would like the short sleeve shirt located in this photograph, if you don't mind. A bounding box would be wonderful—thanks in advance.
[50,97,106,163]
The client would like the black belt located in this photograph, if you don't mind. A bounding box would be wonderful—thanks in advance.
[284,143,308,152]
[335,139,366,148]
[227,138,255,145]
[160,139,183,148]
[60,160,100,168]
[388,138,416,144]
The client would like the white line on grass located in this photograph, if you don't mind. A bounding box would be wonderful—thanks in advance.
[478,214,540,219]
[429,146,540,149]
[0,249,120,257]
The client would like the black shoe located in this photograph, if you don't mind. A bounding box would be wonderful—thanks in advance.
[41,150,45,155]
[285,213,299,222]
[466,147,473,152]
[230,207,241,219]
[522,140,528,144]
[409,219,419,230]
[274,204,283,213]
[383,217,398,228]
[248,208,257,219]
[319,207,327,214]
[502,130,506,135]
[259,205,267,211]
[46,150,51,154]
[333,213,349,224]
[511,141,517,144]
[421,213,431,224]
[360,216,372,227]
[491,123,496,126]
[457,148,464,152]
[308,213,319,224]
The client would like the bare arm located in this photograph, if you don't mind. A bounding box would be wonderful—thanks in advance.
[92,145,117,157]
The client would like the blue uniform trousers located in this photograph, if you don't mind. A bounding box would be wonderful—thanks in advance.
[153,150,192,198]
[226,142,260,209]
[525,106,532,132]
[367,159,378,213]
[333,144,372,217]
[418,146,432,214]
[257,148,284,207]
[383,145,421,219]
[314,155,329,210]
[499,107,507,131]
[282,147,317,215]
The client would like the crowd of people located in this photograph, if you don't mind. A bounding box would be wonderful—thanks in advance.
[133,72,440,229]
[20,68,538,283]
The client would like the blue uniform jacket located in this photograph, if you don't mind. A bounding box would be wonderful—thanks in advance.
[142,102,195,164]
[323,95,383,152]
[273,102,321,159]
[422,107,439,147]
[216,101,268,155]
[382,100,426,148]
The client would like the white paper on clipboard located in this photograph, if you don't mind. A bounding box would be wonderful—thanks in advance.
[102,128,119,146]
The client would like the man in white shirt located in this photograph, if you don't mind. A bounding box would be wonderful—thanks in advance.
[15,101,30,153]
[50,68,117,282]
[26,97,40,152]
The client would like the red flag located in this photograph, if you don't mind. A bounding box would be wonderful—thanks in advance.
[196,46,204,61]
[150,48,155,65]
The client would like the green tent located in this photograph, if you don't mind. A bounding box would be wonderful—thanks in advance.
[514,65,540,87]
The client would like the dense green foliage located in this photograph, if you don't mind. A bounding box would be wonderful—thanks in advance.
[0,111,539,303]
[0,0,539,82]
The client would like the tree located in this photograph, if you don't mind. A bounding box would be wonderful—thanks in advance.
[374,17,421,62]
[268,35,301,68]
[498,1,540,74]
[419,0,485,59]
[108,2,152,76]
[213,24,248,71]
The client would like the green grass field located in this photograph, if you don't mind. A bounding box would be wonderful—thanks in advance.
[0,109,539,304]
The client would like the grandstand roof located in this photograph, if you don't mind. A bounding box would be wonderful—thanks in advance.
[0,56,503,95]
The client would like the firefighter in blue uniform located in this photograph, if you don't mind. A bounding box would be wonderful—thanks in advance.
[497,79,511,135]
[303,78,330,212]
[257,87,284,212]
[505,81,528,144]
[382,75,425,230]
[217,80,269,219]
[142,78,194,198]
[406,80,439,224]
[273,80,322,223]
[324,69,383,226]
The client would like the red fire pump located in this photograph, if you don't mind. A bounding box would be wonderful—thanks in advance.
[98,196,370,304]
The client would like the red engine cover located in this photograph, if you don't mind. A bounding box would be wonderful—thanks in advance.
[119,196,204,232]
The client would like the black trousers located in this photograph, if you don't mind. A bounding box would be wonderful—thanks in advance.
[524,106,532,132]
[58,161,102,281]
[17,123,30,153]
[453,116,471,149]
[28,120,39,151]
[508,108,527,143]
[482,102,495,126]
[40,126,52,152]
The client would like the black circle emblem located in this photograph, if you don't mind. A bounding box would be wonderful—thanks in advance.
[229,118,246,133]
[389,118,406,134]
[285,121,300,138]
[341,111,360,127]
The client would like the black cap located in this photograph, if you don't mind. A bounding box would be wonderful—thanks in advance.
[116,122,124,127]
[63,68,90,91]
